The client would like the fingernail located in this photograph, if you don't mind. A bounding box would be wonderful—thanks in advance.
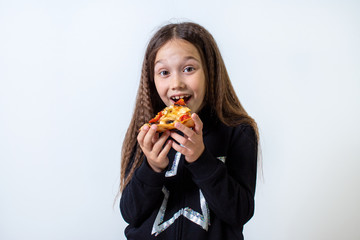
[143,125,149,131]
[151,124,157,130]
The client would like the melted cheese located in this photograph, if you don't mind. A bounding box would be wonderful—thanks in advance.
[159,105,191,125]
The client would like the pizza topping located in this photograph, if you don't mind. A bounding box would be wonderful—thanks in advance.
[149,112,163,124]
[179,114,191,122]
[174,98,186,106]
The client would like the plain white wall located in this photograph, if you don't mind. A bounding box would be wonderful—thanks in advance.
[1,0,359,239]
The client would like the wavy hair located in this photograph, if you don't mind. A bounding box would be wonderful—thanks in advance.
[119,22,259,192]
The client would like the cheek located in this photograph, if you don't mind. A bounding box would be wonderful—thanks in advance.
[194,77,206,99]
[154,79,164,94]
[154,79,169,104]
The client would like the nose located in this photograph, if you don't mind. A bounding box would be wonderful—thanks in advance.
[170,73,185,90]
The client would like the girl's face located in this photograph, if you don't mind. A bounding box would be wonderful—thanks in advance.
[154,39,206,113]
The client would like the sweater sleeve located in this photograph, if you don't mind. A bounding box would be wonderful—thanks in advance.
[120,159,165,227]
[186,125,258,226]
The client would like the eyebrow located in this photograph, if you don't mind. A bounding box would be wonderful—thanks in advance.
[154,56,201,66]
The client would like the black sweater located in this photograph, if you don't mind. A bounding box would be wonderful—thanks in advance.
[120,109,258,239]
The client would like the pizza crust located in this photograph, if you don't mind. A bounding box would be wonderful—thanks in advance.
[156,117,195,132]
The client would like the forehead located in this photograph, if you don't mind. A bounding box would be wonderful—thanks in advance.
[155,39,202,63]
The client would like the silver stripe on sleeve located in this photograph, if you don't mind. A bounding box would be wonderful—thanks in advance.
[165,151,181,177]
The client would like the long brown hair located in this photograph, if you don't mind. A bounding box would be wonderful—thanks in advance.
[119,22,259,192]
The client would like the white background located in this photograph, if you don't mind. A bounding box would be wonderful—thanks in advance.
[1,0,359,239]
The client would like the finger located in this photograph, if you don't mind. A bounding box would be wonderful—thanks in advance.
[137,124,150,146]
[152,131,171,155]
[158,139,172,159]
[170,131,193,148]
[174,122,196,139]
[191,113,203,134]
[172,141,189,156]
[152,132,159,144]
[143,124,158,148]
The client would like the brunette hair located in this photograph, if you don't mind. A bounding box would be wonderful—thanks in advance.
[119,22,259,192]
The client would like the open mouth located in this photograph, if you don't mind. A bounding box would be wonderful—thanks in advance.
[170,94,191,104]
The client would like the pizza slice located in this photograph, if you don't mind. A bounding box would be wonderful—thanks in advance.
[142,98,195,132]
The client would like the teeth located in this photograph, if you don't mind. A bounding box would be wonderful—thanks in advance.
[172,95,190,101]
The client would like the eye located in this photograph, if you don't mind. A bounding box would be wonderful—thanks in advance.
[183,66,195,73]
[159,70,170,76]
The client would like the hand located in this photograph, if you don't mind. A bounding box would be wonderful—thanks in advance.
[170,113,205,163]
[137,124,172,172]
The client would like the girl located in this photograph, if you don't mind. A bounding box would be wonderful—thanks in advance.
[119,22,259,240]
